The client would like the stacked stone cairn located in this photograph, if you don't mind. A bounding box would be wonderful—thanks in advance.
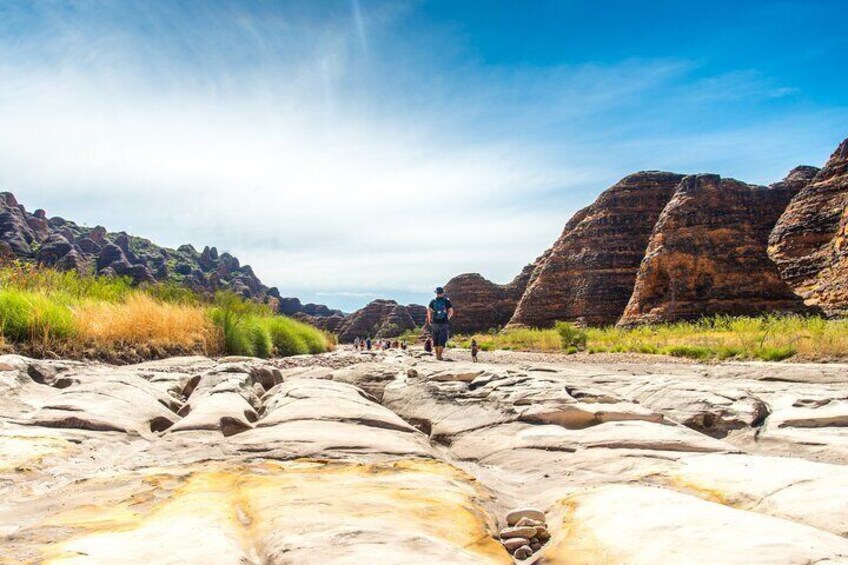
[499,507,550,560]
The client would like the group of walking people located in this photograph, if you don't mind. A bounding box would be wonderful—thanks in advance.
[352,337,406,351]
[350,286,480,362]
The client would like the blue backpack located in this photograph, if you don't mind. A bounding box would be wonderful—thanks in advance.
[432,297,450,323]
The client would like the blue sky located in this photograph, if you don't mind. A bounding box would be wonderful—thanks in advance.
[1,1,846,311]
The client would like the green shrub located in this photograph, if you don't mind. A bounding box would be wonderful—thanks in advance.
[298,327,327,354]
[212,307,252,356]
[565,346,578,355]
[248,320,273,358]
[662,345,712,360]
[755,346,796,362]
[0,291,32,341]
[555,321,587,350]
[265,317,309,356]
[0,290,75,343]
[715,346,744,360]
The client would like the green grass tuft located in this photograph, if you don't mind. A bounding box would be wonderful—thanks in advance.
[661,344,712,360]
[0,290,75,343]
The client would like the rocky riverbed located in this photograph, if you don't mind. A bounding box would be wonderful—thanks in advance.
[1,349,847,563]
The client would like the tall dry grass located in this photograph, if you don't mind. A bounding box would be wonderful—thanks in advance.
[74,293,214,351]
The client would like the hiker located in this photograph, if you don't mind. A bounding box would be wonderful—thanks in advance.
[424,336,433,353]
[353,337,360,351]
[471,339,479,363]
[366,337,372,351]
[427,286,454,361]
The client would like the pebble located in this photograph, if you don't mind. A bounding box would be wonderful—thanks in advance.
[502,537,529,552]
[513,545,533,560]
[530,541,542,552]
[500,526,537,539]
[515,517,545,528]
[506,507,546,526]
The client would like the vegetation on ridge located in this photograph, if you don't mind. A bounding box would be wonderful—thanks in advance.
[0,261,333,362]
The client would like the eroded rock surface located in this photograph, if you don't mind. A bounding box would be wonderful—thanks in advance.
[2,351,847,563]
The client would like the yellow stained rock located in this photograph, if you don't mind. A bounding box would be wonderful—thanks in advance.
[41,459,509,564]
[0,434,72,472]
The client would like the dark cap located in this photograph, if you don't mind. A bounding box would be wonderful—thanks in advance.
[435,287,445,294]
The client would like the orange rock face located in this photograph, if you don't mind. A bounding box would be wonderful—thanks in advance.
[508,172,685,327]
[619,173,811,325]
[769,138,848,315]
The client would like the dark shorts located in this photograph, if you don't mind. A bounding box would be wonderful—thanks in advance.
[430,322,450,347]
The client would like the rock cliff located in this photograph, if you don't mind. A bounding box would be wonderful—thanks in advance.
[444,265,533,333]
[620,173,812,325]
[331,299,418,342]
[508,172,685,327]
[769,137,848,315]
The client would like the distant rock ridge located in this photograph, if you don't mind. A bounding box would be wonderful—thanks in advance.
[0,192,338,316]
[278,297,344,318]
[330,300,418,343]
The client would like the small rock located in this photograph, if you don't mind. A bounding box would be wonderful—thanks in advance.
[530,541,542,552]
[502,537,529,552]
[506,507,546,527]
[535,527,551,542]
[515,517,545,528]
[500,526,537,539]
[219,356,259,363]
[514,545,533,560]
